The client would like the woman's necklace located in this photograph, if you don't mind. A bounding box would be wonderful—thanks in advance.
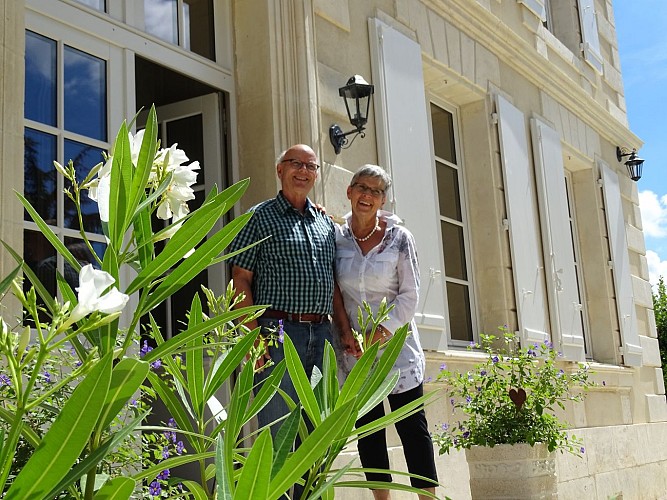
[351,216,380,242]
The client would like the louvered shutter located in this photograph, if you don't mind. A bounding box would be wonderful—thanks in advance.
[496,95,550,345]
[530,118,585,361]
[369,18,447,349]
[577,0,604,72]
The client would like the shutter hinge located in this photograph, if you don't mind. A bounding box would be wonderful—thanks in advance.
[608,260,614,269]
[491,112,499,124]
[501,218,509,230]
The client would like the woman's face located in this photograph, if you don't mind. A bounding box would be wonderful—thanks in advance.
[347,175,387,216]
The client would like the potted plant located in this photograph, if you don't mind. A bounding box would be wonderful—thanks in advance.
[434,326,594,499]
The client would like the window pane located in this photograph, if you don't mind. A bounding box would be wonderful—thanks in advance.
[64,46,107,140]
[145,0,178,44]
[166,114,205,185]
[431,104,456,164]
[24,128,57,223]
[436,161,462,221]
[441,220,467,280]
[184,0,216,60]
[447,282,473,341]
[73,0,105,11]
[25,31,57,126]
[65,236,105,281]
[64,139,105,233]
[25,229,57,299]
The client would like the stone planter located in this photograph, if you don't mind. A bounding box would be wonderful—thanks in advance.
[465,443,557,499]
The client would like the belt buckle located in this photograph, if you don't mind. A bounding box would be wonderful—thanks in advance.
[296,313,310,323]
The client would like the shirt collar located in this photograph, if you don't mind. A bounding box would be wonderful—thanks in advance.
[276,191,316,218]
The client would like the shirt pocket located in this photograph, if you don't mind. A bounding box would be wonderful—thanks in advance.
[371,250,399,284]
[335,248,357,279]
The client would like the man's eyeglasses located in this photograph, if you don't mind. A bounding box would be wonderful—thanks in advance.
[281,158,320,172]
[351,183,385,197]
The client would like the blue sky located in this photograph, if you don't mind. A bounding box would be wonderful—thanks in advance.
[615,1,667,286]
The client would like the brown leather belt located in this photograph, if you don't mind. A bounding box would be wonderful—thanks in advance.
[263,309,329,323]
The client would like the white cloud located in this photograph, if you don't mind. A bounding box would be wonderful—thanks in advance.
[639,190,667,238]
[646,250,667,288]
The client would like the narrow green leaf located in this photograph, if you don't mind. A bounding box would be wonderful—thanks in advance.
[0,264,21,296]
[142,213,253,312]
[92,476,135,499]
[271,406,300,478]
[108,121,133,249]
[142,307,259,363]
[186,294,205,417]
[323,343,338,413]
[216,435,232,500]
[14,193,80,272]
[96,358,150,432]
[267,400,356,500]
[133,450,215,482]
[356,371,400,421]
[126,106,158,232]
[305,461,353,500]
[134,206,155,273]
[6,353,113,499]
[181,480,210,500]
[283,335,321,426]
[146,371,197,444]
[235,429,272,500]
[244,361,287,424]
[1,241,56,314]
[336,342,380,410]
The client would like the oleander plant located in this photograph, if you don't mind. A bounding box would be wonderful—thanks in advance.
[0,107,438,499]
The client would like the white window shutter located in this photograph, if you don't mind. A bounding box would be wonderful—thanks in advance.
[577,0,604,73]
[496,95,550,346]
[517,0,546,21]
[369,18,448,350]
[530,118,585,361]
[600,161,642,366]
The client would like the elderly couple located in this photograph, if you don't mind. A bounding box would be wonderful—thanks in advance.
[229,144,437,499]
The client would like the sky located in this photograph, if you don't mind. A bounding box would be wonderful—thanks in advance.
[615,1,667,288]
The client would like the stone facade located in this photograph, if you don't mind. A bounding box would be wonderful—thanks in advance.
[2,0,666,498]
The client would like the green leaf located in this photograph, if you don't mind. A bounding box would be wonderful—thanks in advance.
[126,106,158,232]
[142,213,253,312]
[134,197,155,269]
[186,293,205,417]
[271,406,300,478]
[0,263,21,296]
[14,193,81,273]
[96,358,150,432]
[244,361,287,425]
[267,400,356,499]
[1,240,56,314]
[108,121,133,249]
[92,476,135,499]
[216,435,232,500]
[235,429,273,500]
[283,335,321,426]
[146,371,197,448]
[336,341,380,410]
[181,480,210,500]
[6,353,113,499]
[305,461,353,500]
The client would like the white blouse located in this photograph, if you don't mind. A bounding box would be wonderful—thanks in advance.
[335,210,425,394]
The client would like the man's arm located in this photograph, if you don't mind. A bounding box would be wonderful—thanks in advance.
[232,265,269,368]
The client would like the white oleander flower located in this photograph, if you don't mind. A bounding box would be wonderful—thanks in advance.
[69,264,129,323]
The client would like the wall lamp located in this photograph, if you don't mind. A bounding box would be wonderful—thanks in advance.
[329,75,374,155]
[616,146,645,182]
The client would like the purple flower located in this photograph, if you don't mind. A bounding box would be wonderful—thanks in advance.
[602,380,606,386]
[157,469,170,480]
[441,423,449,431]
[557,369,565,378]
[492,356,499,363]
[0,374,11,387]
[176,440,185,455]
[465,395,472,404]
[580,447,585,454]
[480,369,487,376]
[162,446,170,460]
[150,359,162,370]
[425,376,433,383]
[149,481,161,496]
[277,319,284,344]
[168,418,176,427]
[463,431,471,439]
[140,340,153,357]
[42,371,52,384]
[450,398,455,406]
[527,348,536,357]
[544,339,553,349]
[440,363,447,371]
[469,341,476,348]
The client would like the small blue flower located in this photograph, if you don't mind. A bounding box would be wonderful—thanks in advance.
[602,380,606,386]
[557,369,565,378]
[480,369,487,376]
[277,319,284,344]
[463,431,471,439]
[140,340,153,358]
[465,395,472,404]
[157,469,170,480]
[176,440,185,455]
[440,363,447,371]
[42,371,52,384]
[441,423,449,431]
[0,374,11,387]
[162,446,170,460]
[580,447,585,454]
[450,398,455,406]
[150,359,162,370]
[492,356,499,363]
[148,481,161,496]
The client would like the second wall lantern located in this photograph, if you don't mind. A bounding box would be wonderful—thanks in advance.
[616,146,645,182]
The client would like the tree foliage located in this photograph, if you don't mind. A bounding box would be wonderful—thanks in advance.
[653,276,667,392]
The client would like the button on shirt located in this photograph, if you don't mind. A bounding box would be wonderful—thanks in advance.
[335,210,425,394]
[228,191,336,315]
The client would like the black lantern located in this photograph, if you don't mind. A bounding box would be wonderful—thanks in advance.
[616,146,645,182]
[329,75,375,155]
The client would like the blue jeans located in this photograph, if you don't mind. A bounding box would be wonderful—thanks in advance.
[254,317,333,438]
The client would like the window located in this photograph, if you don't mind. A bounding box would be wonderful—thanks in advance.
[143,0,216,60]
[24,30,108,301]
[73,0,106,11]
[430,104,475,344]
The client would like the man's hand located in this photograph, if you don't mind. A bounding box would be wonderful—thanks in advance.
[340,328,361,359]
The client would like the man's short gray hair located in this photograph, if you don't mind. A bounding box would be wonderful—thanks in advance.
[350,164,392,191]
[276,149,288,167]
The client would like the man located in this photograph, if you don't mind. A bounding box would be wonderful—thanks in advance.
[229,144,356,436]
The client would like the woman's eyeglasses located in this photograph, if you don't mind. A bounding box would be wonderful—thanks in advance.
[351,183,385,197]
[281,158,320,172]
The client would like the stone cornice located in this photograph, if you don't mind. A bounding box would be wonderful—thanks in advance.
[420,0,641,148]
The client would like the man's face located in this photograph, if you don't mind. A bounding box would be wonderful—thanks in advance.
[276,145,319,198]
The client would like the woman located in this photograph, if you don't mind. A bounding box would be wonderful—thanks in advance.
[335,165,438,500]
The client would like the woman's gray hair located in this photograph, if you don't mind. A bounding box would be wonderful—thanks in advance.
[350,164,392,191]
